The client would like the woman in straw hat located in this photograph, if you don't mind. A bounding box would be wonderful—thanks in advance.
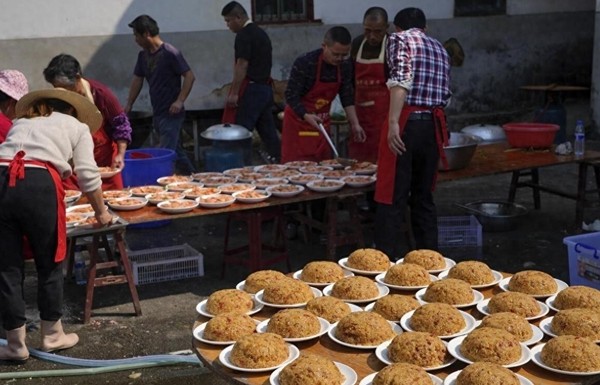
[0,88,112,361]
[0,69,29,143]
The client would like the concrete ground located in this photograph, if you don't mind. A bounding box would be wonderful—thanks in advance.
[2,98,599,384]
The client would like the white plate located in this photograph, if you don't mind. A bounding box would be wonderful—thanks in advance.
[156,175,192,185]
[476,298,549,321]
[345,163,377,175]
[192,172,224,181]
[254,287,322,308]
[299,165,333,174]
[327,321,402,350]
[129,185,164,197]
[157,199,198,214]
[166,181,203,192]
[267,170,302,179]
[396,257,456,274]
[256,317,331,342]
[66,212,88,228]
[195,298,263,318]
[374,272,438,291]
[183,187,221,199]
[292,269,354,287]
[102,190,132,200]
[338,257,393,276]
[145,191,186,205]
[222,168,252,177]
[265,184,305,198]
[287,174,324,185]
[415,288,485,308]
[375,339,456,371]
[219,343,299,373]
[340,175,376,188]
[254,164,288,173]
[443,369,534,385]
[530,343,600,376]
[400,309,476,339]
[323,283,389,304]
[306,179,345,193]
[192,319,260,346]
[218,183,255,195]
[320,170,355,179]
[202,176,238,187]
[236,172,265,183]
[66,203,96,217]
[195,194,236,208]
[270,361,357,385]
[473,320,544,346]
[99,167,122,179]
[252,178,289,189]
[438,269,504,289]
[283,160,318,169]
[545,294,560,312]
[319,160,344,169]
[232,190,271,203]
[447,335,532,368]
[64,190,82,204]
[106,197,148,211]
[498,276,569,298]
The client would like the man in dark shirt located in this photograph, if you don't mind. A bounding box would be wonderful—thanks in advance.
[281,26,365,163]
[221,1,281,163]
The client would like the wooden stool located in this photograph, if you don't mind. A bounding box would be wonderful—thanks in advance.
[67,228,142,323]
[222,206,290,277]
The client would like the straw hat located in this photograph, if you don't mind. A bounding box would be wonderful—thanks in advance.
[15,88,102,133]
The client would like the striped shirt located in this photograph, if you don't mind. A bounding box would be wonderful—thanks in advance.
[386,28,451,107]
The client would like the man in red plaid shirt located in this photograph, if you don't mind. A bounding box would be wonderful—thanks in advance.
[374,7,452,260]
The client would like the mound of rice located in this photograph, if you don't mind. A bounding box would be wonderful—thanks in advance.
[203,312,256,341]
[230,333,289,369]
[388,332,447,367]
[403,249,445,270]
[346,248,390,271]
[541,335,600,372]
[507,270,557,295]
[266,309,321,338]
[300,261,345,283]
[331,276,379,300]
[244,270,287,294]
[279,353,344,385]
[206,289,254,315]
[552,308,600,339]
[460,327,521,365]
[422,278,474,305]
[487,292,540,318]
[263,277,314,305]
[373,363,432,385]
[410,303,465,336]
[372,294,420,321]
[456,362,520,385]
[447,261,495,286]
[479,312,532,342]
[554,285,600,311]
[335,311,395,346]
[306,296,351,323]
[384,263,431,287]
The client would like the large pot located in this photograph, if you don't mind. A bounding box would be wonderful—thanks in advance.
[459,200,528,232]
[201,123,253,141]
[439,132,479,171]
[460,124,506,144]
[201,123,254,169]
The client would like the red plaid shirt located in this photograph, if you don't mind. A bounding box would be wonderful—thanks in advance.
[386,28,451,107]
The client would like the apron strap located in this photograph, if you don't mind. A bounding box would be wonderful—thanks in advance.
[7,150,26,187]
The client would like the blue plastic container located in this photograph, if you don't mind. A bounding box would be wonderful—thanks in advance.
[122,148,176,187]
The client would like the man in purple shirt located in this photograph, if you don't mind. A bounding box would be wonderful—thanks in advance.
[125,14,196,174]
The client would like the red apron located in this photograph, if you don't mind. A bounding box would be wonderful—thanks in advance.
[62,122,122,191]
[375,105,448,204]
[221,78,250,124]
[349,36,389,163]
[281,53,341,163]
[3,151,67,263]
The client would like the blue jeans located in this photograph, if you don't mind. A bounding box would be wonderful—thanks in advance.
[153,113,196,174]
[236,83,281,160]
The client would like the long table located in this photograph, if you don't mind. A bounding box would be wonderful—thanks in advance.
[191,279,600,385]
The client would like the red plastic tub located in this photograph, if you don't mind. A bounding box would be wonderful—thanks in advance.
[501,123,559,148]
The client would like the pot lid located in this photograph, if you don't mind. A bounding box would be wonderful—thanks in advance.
[201,124,253,141]
[461,124,506,143]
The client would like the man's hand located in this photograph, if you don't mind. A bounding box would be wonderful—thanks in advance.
[303,113,322,129]
[226,93,239,108]
[387,121,406,155]
[169,100,184,115]
[352,124,367,143]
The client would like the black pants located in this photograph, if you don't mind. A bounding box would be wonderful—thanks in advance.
[375,121,440,260]
[0,167,64,330]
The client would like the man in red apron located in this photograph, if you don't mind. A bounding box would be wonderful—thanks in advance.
[350,7,390,163]
[281,26,365,163]
[374,8,452,260]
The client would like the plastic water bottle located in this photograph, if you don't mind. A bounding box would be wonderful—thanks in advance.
[74,252,87,285]
[574,119,585,157]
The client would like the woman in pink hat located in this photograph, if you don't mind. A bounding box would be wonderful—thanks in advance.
[0,70,29,143]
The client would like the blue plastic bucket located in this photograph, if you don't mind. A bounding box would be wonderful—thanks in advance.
[122,148,176,187]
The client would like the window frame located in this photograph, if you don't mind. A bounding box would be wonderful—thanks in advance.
[251,0,316,25]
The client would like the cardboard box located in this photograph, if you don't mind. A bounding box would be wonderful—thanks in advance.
[563,232,600,290]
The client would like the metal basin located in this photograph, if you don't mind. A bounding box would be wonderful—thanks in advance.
[439,133,479,171]
[461,124,506,144]
[461,200,528,232]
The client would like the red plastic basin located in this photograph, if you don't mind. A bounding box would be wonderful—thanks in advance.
[501,123,559,148]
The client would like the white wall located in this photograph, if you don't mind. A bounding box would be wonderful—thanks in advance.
[507,0,595,15]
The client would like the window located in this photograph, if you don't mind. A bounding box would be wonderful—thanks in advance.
[252,0,315,24]
[454,0,506,17]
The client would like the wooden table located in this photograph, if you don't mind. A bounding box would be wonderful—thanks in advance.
[192,281,600,385]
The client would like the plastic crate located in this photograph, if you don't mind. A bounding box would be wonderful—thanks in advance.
[437,215,482,248]
[128,243,204,285]
[563,232,600,290]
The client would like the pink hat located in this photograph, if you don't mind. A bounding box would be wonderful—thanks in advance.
[0,70,29,101]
